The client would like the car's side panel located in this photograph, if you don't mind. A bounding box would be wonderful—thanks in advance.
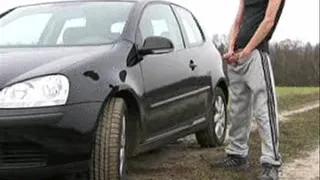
[140,51,200,140]
[171,5,214,126]
[176,46,213,124]
[184,41,226,111]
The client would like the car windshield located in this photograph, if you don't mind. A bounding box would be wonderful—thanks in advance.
[0,2,134,47]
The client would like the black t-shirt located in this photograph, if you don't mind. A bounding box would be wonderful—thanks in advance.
[235,0,285,52]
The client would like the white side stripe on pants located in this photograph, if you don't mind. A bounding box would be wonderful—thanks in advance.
[259,51,280,161]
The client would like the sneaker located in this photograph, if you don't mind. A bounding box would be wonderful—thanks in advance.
[260,163,279,180]
[202,154,250,171]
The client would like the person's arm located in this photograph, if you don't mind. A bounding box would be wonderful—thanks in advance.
[228,0,245,52]
[223,0,245,60]
[239,0,283,57]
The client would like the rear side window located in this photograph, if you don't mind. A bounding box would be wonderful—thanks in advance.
[173,6,204,47]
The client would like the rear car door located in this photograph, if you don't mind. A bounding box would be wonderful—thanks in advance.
[137,3,200,140]
[172,5,213,126]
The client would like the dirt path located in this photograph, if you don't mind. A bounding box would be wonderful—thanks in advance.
[278,100,320,180]
[280,148,320,180]
[279,100,319,122]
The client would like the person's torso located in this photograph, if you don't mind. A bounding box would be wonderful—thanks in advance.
[235,0,285,52]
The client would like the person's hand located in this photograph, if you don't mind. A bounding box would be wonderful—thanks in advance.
[223,50,234,60]
[223,50,235,64]
[227,53,239,64]
[227,49,252,64]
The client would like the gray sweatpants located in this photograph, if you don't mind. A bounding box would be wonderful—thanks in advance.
[225,49,282,166]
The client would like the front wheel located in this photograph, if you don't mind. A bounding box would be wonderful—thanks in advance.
[89,98,127,180]
[196,87,227,147]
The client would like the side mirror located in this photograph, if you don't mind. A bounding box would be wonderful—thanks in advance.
[138,36,174,56]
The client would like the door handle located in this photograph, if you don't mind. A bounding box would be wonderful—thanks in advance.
[189,60,197,70]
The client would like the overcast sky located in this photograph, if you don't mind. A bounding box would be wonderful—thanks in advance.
[1,0,319,44]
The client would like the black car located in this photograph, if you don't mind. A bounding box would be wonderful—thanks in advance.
[0,0,229,179]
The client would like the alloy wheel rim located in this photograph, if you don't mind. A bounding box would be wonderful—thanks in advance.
[213,96,226,139]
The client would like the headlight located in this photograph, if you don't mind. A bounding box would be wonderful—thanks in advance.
[0,75,69,109]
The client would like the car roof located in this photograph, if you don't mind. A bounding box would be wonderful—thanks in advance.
[9,0,182,9]
[0,0,187,18]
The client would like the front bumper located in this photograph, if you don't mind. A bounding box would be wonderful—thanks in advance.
[0,102,102,178]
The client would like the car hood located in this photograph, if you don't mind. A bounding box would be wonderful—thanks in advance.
[0,45,114,89]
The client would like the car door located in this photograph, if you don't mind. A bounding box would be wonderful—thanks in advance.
[172,5,213,126]
[137,3,200,140]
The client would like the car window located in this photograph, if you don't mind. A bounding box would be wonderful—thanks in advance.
[138,4,184,50]
[0,2,134,47]
[173,6,204,47]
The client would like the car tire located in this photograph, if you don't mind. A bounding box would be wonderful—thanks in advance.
[196,87,227,147]
[89,98,127,180]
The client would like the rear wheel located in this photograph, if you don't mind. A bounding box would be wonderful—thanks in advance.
[196,87,227,147]
[89,98,127,180]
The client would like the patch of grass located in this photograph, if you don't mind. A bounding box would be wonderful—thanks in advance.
[276,87,319,97]
[276,87,319,111]
[280,109,320,161]
[198,108,320,180]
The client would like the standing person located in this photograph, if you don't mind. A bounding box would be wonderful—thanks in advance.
[214,0,285,180]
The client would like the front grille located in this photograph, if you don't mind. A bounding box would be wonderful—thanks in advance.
[0,142,48,169]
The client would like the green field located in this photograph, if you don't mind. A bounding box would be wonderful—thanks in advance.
[276,87,320,97]
[276,87,319,111]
